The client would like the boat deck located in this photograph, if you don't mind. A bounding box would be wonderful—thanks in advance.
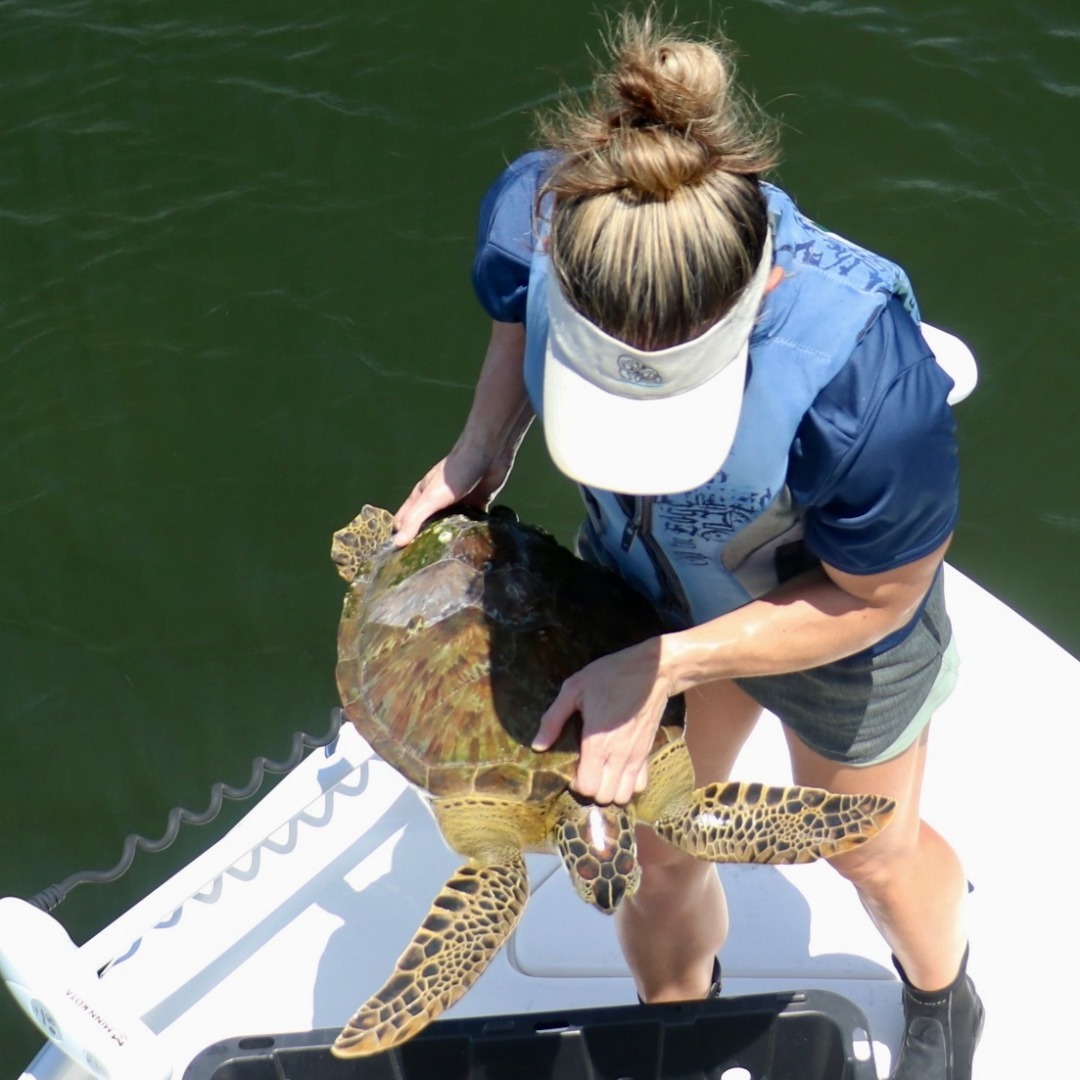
[12,564,1080,1079]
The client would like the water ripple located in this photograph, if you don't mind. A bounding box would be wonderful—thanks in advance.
[89,185,260,226]
[214,76,403,123]
[0,325,57,364]
[0,206,61,226]
[746,0,1080,107]
[5,105,135,139]
[73,14,349,47]
[874,177,1007,207]
[1039,79,1080,99]
[750,0,893,19]
[0,488,53,518]
[1041,513,1080,536]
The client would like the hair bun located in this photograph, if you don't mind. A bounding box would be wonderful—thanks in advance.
[606,38,731,196]
[613,40,728,133]
[536,11,776,350]
[538,13,775,202]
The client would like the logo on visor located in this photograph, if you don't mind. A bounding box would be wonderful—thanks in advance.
[617,355,663,386]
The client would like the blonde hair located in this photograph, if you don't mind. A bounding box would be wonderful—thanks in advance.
[537,10,779,350]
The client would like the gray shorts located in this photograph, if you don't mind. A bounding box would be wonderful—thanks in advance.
[734,569,958,767]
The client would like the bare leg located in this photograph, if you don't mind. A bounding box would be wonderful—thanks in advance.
[784,726,969,990]
[616,679,761,1002]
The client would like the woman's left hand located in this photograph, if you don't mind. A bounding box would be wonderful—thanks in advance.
[531,638,673,806]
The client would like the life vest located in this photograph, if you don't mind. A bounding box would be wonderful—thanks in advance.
[523,184,919,629]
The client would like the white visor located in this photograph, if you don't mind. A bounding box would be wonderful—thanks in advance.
[543,229,773,494]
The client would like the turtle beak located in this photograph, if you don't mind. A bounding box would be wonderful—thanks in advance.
[590,875,631,914]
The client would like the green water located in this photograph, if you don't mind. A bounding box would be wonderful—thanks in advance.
[2,0,1077,1069]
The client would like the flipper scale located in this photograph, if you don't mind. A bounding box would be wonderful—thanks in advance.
[332,856,528,1058]
[654,781,896,864]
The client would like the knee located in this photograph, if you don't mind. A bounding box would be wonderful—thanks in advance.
[823,817,923,892]
[632,828,715,900]
[826,843,898,893]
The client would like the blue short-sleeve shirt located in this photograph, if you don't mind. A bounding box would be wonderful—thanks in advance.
[471,152,958,579]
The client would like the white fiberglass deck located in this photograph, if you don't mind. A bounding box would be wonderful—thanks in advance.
[10,563,1080,1079]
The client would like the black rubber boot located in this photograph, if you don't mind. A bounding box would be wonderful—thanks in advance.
[706,955,722,999]
[890,947,984,1080]
[636,956,721,1004]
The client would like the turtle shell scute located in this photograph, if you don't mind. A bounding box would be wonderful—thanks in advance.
[334,509,683,802]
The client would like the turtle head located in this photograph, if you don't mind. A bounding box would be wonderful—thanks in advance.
[551,797,641,914]
[331,504,395,583]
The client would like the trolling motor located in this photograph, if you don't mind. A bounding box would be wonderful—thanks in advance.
[0,896,171,1080]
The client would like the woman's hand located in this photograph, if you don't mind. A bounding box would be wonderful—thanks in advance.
[392,448,513,547]
[391,320,532,548]
[531,638,674,806]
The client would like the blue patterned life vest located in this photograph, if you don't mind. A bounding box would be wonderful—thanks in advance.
[523,184,919,629]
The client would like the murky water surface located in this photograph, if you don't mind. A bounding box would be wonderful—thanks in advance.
[2,0,1077,1067]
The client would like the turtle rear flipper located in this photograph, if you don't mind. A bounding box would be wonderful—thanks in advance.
[653,781,896,865]
[332,855,528,1058]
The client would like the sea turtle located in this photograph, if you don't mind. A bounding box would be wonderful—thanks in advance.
[329,504,895,1057]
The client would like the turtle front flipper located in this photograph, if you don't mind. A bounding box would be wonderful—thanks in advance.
[653,781,896,865]
[332,854,528,1058]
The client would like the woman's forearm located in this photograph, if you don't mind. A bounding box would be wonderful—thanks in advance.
[455,321,534,464]
[659,539,951,694]
[392,321,533,544]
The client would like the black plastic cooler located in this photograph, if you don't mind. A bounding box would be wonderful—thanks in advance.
[182,989,879,1080]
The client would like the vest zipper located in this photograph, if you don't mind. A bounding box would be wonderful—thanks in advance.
[618,495,692,627]
[619,494,645,552]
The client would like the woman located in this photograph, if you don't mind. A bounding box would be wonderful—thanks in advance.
[391,13,981,1080]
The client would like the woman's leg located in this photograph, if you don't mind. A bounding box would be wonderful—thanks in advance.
[784,726,983,1078]
[783,725,969,991]
[616,678,761,1002]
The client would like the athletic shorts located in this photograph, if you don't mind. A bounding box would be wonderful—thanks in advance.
[734,569,958,766]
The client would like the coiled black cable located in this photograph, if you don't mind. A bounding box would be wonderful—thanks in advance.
[28,710,345,912]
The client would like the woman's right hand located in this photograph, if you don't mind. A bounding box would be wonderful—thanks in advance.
[391,447,513,547]
[391,321,532,548]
